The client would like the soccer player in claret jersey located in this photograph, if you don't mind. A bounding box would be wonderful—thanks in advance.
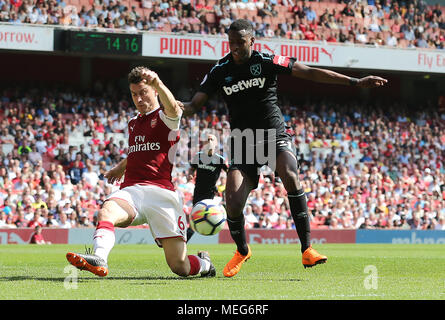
[187,133,228,242]
[66,66,215,278]
[181,19,388,277]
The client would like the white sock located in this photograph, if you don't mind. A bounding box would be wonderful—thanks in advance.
[93,228,115,263]
[198,256,211,274]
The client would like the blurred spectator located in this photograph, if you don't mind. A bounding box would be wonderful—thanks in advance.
[244,204,259,228]
[386,31,398,46]
[0,0,442,50]
[416,33,428,48]
[14,207,28,228]
[435,216,445,230]
[68,158,85,185]
[0,211,7,227]
[30,225,50,244]
[78,213,93,228]
[305,5,317,22]
[27,210,43,228]
[45,212,59,227]
[57,212,72,228]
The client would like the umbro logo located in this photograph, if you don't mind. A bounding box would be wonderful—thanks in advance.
[277,141,290,147]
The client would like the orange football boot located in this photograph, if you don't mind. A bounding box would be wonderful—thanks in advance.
[66,252,109,277]
[223,246,252,277]
[302,246,327,268]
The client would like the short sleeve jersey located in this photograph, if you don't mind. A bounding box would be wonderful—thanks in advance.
[120,107,180,191]
[190,151,228,203]
[199,50,296,139]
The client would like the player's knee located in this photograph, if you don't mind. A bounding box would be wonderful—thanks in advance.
[225,193,244,216]
[97,207,113,222]
[279,169,301,192]
[98,200,134,227]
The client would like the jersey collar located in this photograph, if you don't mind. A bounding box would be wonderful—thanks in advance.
[137,106,160,118]
[229,50,259,64]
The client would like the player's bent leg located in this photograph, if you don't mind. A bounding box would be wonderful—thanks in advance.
[66,199,137,277]
[97,198,136,227]
[160,237,215,277]
[94,199,136,260]
[225,169,255,220]
[274,150,301,192]
[275,151,327,267]
[223,169,254,277]
[160,237,189,276]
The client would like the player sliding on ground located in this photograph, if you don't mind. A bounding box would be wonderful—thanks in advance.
[66,66,215,278]
[181,19,388,277]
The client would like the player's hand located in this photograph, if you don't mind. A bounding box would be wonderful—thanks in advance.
[104,167,125,184]
[177,100,184,110]
[357,76,388,88]
[181,102,196,117]
[141,68,161,88]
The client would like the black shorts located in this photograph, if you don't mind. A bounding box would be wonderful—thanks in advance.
[228,135,299,189]
[192,189,217,206]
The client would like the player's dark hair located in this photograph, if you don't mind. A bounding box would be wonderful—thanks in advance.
[128,66,149,84]
[229,19,254,36]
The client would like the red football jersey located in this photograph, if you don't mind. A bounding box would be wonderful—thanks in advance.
[120,108,180,191]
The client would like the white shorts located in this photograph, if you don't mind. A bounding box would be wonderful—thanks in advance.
[106,184,187,247]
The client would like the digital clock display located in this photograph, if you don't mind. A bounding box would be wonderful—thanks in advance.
[68,31,142,56]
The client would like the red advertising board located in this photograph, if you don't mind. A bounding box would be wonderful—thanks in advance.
[0,228,69,244]
[218,229,356,244]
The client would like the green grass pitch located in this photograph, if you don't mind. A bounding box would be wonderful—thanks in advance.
[0,244,444,300]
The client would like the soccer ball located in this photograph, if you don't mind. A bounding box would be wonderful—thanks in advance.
[190,199,227,236]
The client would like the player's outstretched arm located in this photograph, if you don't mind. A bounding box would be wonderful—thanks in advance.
[180,92,209,117]
[141,69,182,118]
[291,61,388,88]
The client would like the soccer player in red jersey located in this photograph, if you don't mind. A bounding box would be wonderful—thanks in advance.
[182,19,387,277]
[66,67,215,278]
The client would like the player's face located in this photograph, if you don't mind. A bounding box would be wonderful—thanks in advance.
[228,29,254,64]
[205,135,218,153]
[130,81,158,114]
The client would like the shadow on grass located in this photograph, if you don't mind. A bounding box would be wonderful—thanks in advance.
[0,275,305,283]
[0,275,215,283]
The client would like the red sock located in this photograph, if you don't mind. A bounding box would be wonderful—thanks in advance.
[96,221,115,233]
[187,255,200,275]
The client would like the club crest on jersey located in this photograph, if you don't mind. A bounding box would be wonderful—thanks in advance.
[151,118,157,128]
[273,55,290,67]
[250,63,262,76]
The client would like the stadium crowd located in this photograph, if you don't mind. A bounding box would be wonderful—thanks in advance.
[0,0,444,49]
[0,83,444,232]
